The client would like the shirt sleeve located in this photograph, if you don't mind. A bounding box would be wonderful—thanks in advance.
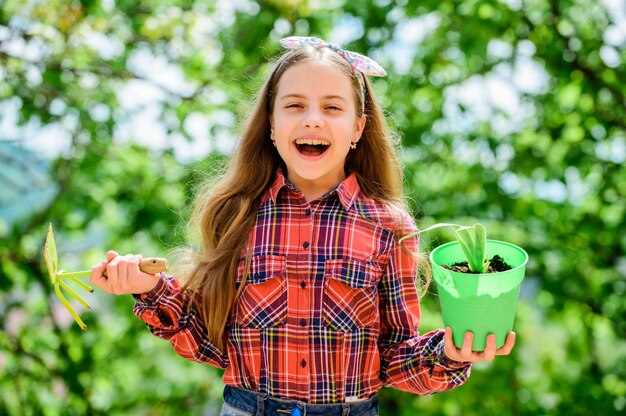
[133,273,229,369]
[378,215,471,395]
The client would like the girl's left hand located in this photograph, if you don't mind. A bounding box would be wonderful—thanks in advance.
[443,327,516,363]
[90,251,160,296]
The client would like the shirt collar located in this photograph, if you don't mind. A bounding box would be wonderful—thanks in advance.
[268,169,360,210]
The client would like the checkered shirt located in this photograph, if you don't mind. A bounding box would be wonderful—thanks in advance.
[134,170,471,403]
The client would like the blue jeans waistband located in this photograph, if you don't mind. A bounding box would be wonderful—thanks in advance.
[222,385,379,416]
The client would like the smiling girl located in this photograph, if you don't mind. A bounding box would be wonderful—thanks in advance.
[90,36,515,416]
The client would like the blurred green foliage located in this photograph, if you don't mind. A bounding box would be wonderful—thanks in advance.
[1,0,624,415]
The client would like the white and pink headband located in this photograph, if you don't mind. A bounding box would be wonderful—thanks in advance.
[279,36,387,77]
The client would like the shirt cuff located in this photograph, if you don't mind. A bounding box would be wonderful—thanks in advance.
[436,353,472,370]
[132,273,168,305]
[435,337,472,370]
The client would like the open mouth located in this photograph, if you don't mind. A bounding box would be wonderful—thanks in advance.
[295,138,330,157]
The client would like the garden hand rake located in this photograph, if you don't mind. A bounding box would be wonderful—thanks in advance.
[43,223,167,330]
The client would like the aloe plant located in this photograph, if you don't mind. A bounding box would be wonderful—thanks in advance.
[450,223,490,273]
[399,222,490,273]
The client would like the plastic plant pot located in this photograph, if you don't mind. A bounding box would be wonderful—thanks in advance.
[430,239,529,351]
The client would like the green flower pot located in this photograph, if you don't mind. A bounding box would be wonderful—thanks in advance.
[430,239,529,351]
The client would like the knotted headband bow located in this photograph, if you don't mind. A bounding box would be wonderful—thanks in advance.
[279,36,387,77]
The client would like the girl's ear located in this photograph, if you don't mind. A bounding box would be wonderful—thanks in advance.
[354,114,366,141]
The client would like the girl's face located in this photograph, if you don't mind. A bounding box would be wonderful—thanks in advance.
[271,62,366,200]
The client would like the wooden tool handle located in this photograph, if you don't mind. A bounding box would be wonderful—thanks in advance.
[139,258,168,274]
[102,257,168,277]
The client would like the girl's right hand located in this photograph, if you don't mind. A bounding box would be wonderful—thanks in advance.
[90,251,161,295]
[443,327,516,363]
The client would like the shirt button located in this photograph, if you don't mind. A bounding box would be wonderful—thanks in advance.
[305,208,311,216]
[300,359,307,368]
[300,281,306,289]
[300,318,306,327]
[303,241,309,249]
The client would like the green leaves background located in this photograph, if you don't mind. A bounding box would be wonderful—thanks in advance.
[1,0,624,414]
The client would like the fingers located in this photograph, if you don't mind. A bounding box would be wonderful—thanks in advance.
[90,252,145,295]
[479,332,515,362]
[106,254,136,294]
[443,327,458,361]
[483,334,497,362]
[443,328,516,364]
[496,331,516,356]
[90,260,109,289]
[444,326,453,346]
[89,251,160,296]
[443,327,471,363]
[90,251,120,293]
[460,331,474,359]
[104,255,120,291]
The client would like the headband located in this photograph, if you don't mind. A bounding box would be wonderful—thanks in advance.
[279,36,387,77]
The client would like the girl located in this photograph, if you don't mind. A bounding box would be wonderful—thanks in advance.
[90,36,516,416]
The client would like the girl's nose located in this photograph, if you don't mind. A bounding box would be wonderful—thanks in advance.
[303,110,324,128]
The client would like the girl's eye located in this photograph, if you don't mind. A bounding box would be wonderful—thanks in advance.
[286,103,303,109]
[326,105,342,111]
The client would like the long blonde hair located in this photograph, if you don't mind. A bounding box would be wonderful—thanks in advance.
[179,45,421,351]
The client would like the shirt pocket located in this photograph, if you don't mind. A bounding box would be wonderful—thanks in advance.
[322,258,382,333]
[236,255,287,330]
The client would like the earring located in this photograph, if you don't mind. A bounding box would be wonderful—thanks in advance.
[271,139,276,147]
[350,141,357,149]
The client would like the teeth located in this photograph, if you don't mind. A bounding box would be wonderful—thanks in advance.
[295,138,330,146]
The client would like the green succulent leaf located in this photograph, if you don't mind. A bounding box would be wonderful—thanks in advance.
[399,222,489,273]
[453,223,489,273]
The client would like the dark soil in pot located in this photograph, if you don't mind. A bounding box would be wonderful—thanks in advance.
[442,255,512,274]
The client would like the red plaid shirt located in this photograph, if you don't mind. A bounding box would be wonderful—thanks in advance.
[134,170,471,403]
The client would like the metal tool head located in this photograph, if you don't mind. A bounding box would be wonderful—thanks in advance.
[43,223,92,330]
[44,223,59,284]
[42,224,165,331]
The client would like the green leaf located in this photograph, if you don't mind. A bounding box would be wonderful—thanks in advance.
[453,223,488,273]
